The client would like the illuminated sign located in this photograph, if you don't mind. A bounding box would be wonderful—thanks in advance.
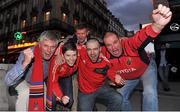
[14,32,22,40]
[8,42,37,49]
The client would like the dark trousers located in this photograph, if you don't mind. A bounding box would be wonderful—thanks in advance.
[77,83,122,111]
[52,76,73,110]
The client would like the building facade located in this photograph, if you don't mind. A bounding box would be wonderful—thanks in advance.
[0,0,125,63]
[108,14,125,37]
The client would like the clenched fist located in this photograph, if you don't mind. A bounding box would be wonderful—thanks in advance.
[22,48,34,69]
[61,96,70,105]
[115,74,125,86]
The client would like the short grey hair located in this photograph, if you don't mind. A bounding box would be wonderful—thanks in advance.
[38,30,60,44]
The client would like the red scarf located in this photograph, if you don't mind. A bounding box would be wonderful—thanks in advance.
[28,45,54,111]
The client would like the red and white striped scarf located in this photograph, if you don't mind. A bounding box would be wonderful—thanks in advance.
[28,45,54,111]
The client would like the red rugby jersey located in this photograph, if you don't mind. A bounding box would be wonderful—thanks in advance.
[78,46,114,94]
[52,46,79,99]
[102,25,159,80]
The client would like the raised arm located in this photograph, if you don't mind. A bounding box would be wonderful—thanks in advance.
[151,4,172,33]
[4,48,34,86]
[124,4,172,50]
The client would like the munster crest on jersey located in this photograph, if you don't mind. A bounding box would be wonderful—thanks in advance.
[126,58,132,65]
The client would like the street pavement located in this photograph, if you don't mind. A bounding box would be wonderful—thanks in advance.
[96,81,180,111]
[131,81,180,111]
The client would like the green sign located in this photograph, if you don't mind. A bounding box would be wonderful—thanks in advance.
[14,32,22,40]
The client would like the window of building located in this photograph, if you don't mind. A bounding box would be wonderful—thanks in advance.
[44,11,50,22]
[31,6,38,18]
[0,14,3,31]
[21,20,26,28]
[42,0,52,12]
[32,16,37,25]
[0,14,2,21]
[0,21,2,34]
[5,11,11,27]
[2,0,5,6]
[7,13,10,19]
[14,7,17,14]
[62,12,68,22]
[73,8,79,25]
[12,15,18,24]
[64,0,68,4]
[5,26,8,33]
[61,0,69,22]
[20,12,27,22]
[33,0,38,7]
[75,3,79,11]
[73,19,78,26]
[12,24,15,31]
[45,0,49,2]
[22,2,26,11]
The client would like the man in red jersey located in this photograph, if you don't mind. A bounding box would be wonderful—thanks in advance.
[55,23,90,110]
[52,42,79,110]
[77,38,123,111]
[103,4,172,111]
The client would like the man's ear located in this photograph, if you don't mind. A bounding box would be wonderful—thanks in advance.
[62,53,64,58]
[87,30,90,35]
[119,37,128,42]
[38,42,41,47]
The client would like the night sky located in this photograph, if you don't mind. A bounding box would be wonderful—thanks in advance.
[106,0,154,32]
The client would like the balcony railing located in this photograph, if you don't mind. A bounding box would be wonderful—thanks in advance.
[0,0,21,11]
[22,19,74,34]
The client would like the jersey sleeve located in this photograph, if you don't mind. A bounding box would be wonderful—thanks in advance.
[125,25,160,50]
[52,69,63,99]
